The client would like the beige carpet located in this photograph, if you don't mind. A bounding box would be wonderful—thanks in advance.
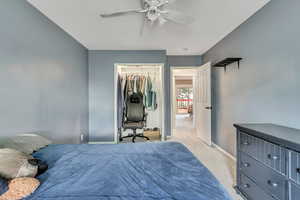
[170,114,242,200]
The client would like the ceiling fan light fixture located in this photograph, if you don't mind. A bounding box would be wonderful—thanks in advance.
[158,16,167,25]
[147,6,160,21]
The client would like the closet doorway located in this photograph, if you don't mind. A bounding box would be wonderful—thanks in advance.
[114,64,165,143]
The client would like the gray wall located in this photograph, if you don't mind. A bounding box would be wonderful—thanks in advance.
[89,53,203,141]
[0,0,89,144]
[89,50,167,142]
[167,56,203,67]
[203,0,300,156]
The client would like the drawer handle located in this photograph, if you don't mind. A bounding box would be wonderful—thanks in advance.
[242,162,250,167]
[243,184,250,188]
[242,141,250,145]
[267,180,278,188]
[267,154,279,160]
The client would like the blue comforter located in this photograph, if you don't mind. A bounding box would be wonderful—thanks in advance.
[27,142,232,200]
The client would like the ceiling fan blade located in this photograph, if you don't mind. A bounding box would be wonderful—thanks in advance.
[158,16,167,26]
[161,0,177,4]
[100,9,145,18]
[162,10,194,24]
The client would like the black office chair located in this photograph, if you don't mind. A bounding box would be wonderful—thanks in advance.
[120,92,150,143]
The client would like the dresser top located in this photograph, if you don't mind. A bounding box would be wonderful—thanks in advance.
[234,123,300,152]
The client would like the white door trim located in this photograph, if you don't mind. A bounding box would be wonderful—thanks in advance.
[170,66,199,137]
[114,63,165,143]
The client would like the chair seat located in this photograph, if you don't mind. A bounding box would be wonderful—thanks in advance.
[123,121,144,129]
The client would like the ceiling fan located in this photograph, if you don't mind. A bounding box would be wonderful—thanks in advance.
[100,0,194,34]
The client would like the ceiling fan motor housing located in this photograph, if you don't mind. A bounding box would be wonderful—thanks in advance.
[147,6,160,21]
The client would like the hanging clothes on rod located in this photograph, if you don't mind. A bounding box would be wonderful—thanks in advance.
[145,74,158,111]
[118,73,158,112]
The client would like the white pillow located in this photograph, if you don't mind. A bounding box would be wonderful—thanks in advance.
[0,134,52,154]
[0,149,38,179]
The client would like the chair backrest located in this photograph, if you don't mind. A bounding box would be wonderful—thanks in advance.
[125,93,144,122]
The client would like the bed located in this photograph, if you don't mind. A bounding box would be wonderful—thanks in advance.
[25,142,232,200]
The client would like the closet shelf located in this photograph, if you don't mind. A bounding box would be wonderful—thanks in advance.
[213,58,242,71]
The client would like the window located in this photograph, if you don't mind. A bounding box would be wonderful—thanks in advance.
[176,88,193,114]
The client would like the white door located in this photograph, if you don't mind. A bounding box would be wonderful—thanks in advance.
[196,62,212,146]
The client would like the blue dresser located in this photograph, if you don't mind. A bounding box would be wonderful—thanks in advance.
[234,124,300,200]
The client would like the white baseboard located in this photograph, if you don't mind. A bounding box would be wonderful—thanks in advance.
[89,141,117,144]
[212,143,236,162]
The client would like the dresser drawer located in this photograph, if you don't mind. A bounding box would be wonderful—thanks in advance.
[240,132,286,175]
[240,152,286,200]
[289,151,300,185]
[290,183,300,200]
[240,174,275,200]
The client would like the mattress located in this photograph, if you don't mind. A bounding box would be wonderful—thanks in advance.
[26,142,232,200]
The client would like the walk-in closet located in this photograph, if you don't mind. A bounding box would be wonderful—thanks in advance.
[114,64,164,143]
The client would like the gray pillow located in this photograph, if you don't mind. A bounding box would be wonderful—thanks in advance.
[0,134,52,154]
[0,149,38,179]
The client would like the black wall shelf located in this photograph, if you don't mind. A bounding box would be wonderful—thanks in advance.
[213,58,242,71]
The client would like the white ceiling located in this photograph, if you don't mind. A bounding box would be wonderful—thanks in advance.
[27,0,270,55]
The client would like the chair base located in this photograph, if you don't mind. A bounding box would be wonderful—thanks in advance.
[120,130,150,143]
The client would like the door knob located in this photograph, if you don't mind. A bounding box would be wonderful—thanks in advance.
[243,162,250,167]
[205,106,212,110]
[268,154,279,160]
[267,180,278,188]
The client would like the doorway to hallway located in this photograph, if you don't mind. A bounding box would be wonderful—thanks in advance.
[171,68,197,137]
[170,63,212,146]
